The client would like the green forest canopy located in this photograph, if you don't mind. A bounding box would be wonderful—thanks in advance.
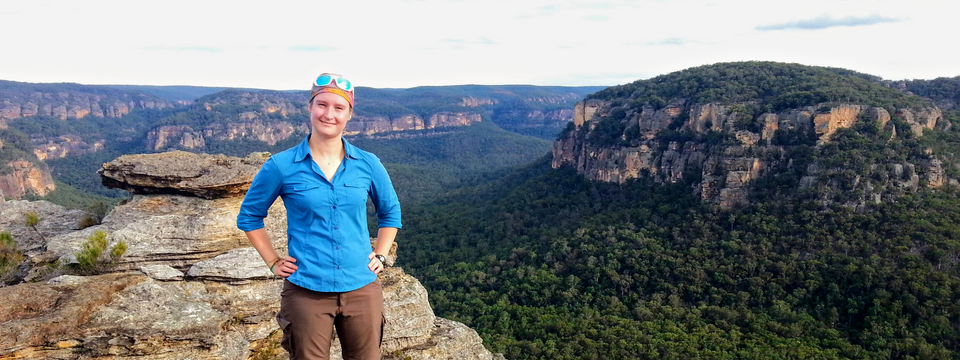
[589,61,933,114]
[399,156,960,359]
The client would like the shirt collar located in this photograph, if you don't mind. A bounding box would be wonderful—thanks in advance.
[342,137,360,160]
[293,135,360,162]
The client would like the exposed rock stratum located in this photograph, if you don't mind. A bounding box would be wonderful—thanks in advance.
[0,151,502,360]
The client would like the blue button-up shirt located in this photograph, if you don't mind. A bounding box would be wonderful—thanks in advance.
[237,136,401,292]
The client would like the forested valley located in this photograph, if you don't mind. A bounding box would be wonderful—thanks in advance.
[392,64,960,359]
[399,155,960,359]
[4,63,960,359]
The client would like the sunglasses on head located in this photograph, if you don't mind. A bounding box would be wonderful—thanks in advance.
[315,74,353,92]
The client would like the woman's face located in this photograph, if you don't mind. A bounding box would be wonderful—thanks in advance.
[309,92,352,138]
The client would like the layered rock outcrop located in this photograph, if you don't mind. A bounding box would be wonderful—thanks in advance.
[0,82,174,161]
[146,90,488,150]
[98,151,270,199]
[145,125,207,150]
[145,121,308,151]
[345,112,482,137]
[144,112,484,149]
[0,88,172,121]
[460,97,496,107]
[554,100,951,208]
[0,151,500,360]
[346,114,425,136]
[0,160,56,199]
[32,135,105,161]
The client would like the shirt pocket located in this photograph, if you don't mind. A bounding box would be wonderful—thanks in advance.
[342,181,370,207]
[284,182,325,213]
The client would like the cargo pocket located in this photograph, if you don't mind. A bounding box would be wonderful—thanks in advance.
[375,278,386,347]
[276,312,294,355]
[379,313,386,347]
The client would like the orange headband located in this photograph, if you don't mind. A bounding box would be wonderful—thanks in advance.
[310,74,354,107]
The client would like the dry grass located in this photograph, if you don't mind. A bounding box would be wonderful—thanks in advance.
[248,330,287,360]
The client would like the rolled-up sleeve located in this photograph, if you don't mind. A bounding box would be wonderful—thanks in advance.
[368,157,402,229]
[237,158,282,232]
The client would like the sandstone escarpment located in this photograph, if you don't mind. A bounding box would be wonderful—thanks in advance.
[32,134,105,161]
[554,99,951,208]
[428,112,483,128]
[205,120,303,146]
[0,82,175,161]
[150,90,490,149]
[140,91,311,151]
[0,88,172,121]
[461,97,496,107]
[144,125,206,150]
[0,160,56,199]
[573,99,605,126]
[201,92,304,118]
[0,151,500,360]
[144,121,308,151]
[347,114,427,136]
[346,112,482,137]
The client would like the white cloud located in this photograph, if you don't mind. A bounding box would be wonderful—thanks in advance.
[756,14,901,31]
[0,0,957,89]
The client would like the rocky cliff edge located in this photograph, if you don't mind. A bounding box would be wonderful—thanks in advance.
[0,151,501,360]
[554,100,953,208]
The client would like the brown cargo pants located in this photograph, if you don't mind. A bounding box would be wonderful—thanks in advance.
[277,279,384,360]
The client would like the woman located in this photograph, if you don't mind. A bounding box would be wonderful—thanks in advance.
[237,73,401,360]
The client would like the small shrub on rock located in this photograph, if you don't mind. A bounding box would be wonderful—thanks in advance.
[1,231,25,280]
[73,230,127,274]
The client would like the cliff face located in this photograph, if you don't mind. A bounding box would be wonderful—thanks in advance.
[0,88,172,121]
[0,82,175,162]
[4,84,593,161]
[553,100,951,208]
[344,112,482,137]
[0,151,500,360]
[142,92,310,151]
[144,122,307,151]
[145,91,488,151]
[0,160,56,199]
[32,135,105,161]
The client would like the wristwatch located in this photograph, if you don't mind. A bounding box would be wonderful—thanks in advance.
[375,254,388,266]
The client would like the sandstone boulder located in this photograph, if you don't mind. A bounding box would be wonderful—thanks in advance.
[41,193,288,272]
[186,247,274,282]
[140,264,185,281]
[99,151,269,199]
[0,200,87,257]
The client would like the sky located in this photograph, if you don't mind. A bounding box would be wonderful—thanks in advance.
[1,0,957,90]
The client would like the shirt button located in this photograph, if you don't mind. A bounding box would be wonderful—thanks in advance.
[336,246,340,250]
[337,266,341,269]
[332,205,337,209]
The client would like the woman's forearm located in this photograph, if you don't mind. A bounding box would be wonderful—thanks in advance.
[373,227,398,256]
[245,228,280,266]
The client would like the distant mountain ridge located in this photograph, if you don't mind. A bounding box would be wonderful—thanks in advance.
[553,61,959,208]
[1,81,600,157]
[0,81,598,202]
[0,80,175,121]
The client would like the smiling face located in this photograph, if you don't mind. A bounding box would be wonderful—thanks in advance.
[309,92,353,139]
